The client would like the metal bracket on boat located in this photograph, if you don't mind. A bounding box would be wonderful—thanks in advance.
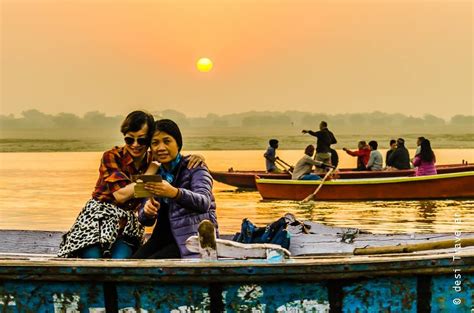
[338,228,360,244]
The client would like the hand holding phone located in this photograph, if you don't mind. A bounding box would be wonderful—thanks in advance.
[133,175,162,198]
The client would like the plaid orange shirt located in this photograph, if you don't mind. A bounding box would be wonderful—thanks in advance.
[92,146,151,209]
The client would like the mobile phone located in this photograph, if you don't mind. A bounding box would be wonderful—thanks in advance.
[132,175,163,183]
[133,175,162,198]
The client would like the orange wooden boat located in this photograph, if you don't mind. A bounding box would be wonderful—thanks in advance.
[255,171,474,201]
[211,163,474,189]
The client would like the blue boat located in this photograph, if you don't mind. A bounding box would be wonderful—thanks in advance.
[0,229,473,312]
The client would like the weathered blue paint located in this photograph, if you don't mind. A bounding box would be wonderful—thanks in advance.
[116,282,210,312]
[342,277,417,313]
[0,281,104,313]
[0,254,473,312]
[431,274,474,312]
[223,282,329,312]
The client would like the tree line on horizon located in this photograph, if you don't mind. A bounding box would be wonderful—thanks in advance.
[0,109,472,134]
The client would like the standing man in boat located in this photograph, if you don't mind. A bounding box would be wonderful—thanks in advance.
[264,139,282,173]
[387,138,411,169]
[301,121,337,170]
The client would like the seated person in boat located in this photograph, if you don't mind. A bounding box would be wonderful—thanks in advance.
[413,139,437,176]
[342,141,371,171]
[57,111,204,259]
[386,138,411,170]
[133,119,218,259]
[366,140,383,171]
[264,139,282,173]
[414,136,425,157]
[291,145,323,180]
[385,139,397,167]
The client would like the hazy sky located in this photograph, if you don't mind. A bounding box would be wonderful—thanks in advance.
[1,0,472,118]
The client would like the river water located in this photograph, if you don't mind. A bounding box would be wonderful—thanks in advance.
[0,149,473,234]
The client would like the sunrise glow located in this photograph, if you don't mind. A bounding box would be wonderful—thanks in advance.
[196,58,213,72]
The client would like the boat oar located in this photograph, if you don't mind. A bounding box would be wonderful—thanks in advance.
[276,157,294,171]
[301,167,335,202]
[265,155,292,173]
[275,158,293,173]
[354,238,474,255]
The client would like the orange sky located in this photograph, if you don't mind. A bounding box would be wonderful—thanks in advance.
[0,0,472,117]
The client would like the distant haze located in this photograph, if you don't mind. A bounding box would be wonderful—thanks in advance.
[1,0,472,118]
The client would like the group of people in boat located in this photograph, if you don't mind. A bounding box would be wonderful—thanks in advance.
[342,136,437,176]
[264,121,437,180]
[264,121,339,181]
[58,111,219,260]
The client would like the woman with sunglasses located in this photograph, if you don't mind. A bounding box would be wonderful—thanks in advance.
[58,111,204,259]
[132,119,218,259]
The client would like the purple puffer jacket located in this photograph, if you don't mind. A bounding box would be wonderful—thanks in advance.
[138,157,218,258]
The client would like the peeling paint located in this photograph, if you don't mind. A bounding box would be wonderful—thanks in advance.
[0,256,473,312]
[237,284,264,301]
[118,308,148,313]
[170,292,211,312]
[235,284,266,311]
[0,294,16,306]
[276,300,330,312]
[53,293,80,313]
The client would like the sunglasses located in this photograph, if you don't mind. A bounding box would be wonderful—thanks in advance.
[124,137,148,146]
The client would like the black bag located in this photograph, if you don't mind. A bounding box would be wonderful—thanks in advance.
[232,217,290,249]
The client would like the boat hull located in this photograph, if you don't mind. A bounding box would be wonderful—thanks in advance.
[211,164,474,189]
[256,171,474,201]
[0,252,473,312]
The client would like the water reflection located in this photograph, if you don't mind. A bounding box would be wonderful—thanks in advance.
[215,186,474,234]
[0,151,472,235]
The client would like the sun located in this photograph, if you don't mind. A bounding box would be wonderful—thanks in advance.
[196,57,213,72]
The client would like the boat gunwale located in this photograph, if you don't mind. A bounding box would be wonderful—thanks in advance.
[0,252,473,283]
[256,171,474,185]
[1,248,473,268]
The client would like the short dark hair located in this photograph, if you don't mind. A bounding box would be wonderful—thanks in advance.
[368,140,378,150]
[397,138,405,146]
[155,119,183,152]
[320,121,328,128]
[304,144,315,156]
[269,139,279,146]
[359,140,367,146]
[121,111,155,141]
[389,139,396,145]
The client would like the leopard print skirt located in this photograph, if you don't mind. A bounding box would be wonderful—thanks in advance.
[57,198,145,258]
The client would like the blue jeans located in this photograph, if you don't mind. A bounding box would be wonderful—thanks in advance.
[79,238,134,259]
[300,174,322,181]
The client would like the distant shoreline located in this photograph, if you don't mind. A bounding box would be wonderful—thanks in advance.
[1,133,473,152]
